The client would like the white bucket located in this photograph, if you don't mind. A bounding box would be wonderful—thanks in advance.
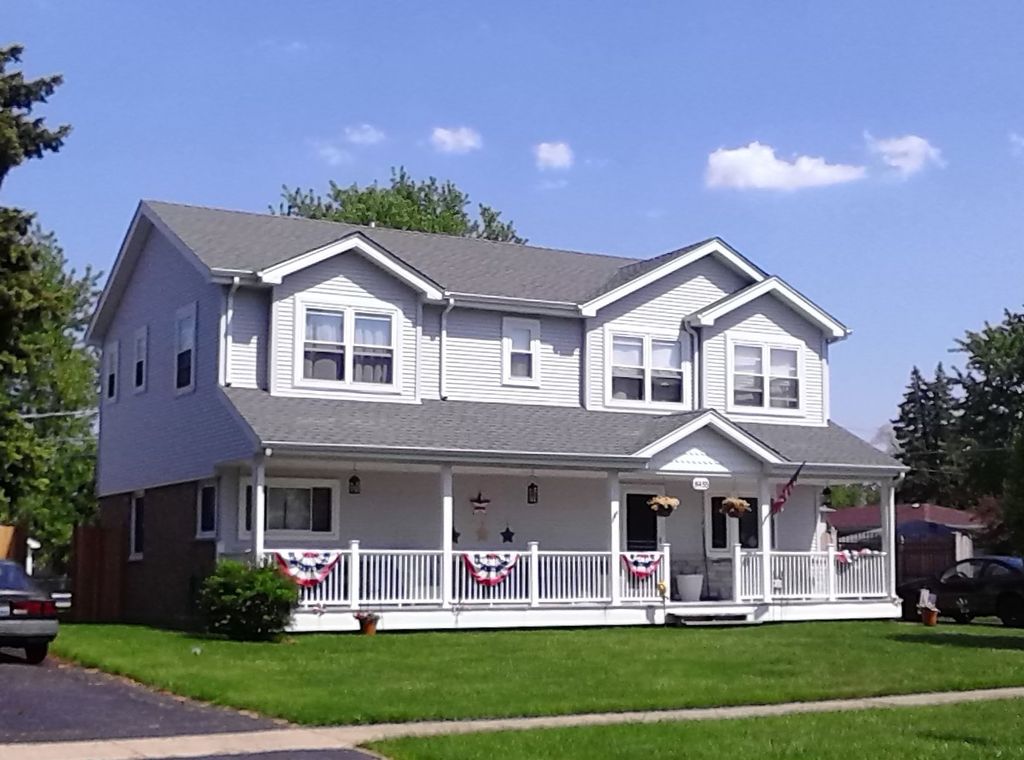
[676,573,704,602]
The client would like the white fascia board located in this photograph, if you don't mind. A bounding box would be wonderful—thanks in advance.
[257,234,445,300]
[579,239,765,318]
[448,292,581,317]
[690,277,850,340]
[633,411,786,464]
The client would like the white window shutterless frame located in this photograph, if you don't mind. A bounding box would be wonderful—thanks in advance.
[238,478,341,541]
[133,325,148,393]
[727,334,803,416]
[174,302,197,395]
[502,317,541,386]
[103,340,119,403]
[607,331,689,408]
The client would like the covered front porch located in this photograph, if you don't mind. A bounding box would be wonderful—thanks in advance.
[217,453,900,631]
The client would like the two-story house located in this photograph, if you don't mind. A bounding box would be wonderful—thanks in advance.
[83,200,904,631]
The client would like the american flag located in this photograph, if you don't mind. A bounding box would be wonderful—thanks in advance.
[770,462,805,514]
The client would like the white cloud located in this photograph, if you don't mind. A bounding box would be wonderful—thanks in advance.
[534,141,574,170]
[310,139,351,167]
[538,178,569,191]
[430,126,482,154]
[865,133,944,177]
[1010,132,1024,158]
[705,141,866,190]
[344,123,385,146]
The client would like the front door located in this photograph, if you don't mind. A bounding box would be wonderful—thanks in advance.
[626,493,659,551]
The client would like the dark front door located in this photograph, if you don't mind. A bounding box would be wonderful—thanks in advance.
[626,493,658,551]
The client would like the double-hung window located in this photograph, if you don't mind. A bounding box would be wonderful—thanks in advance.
[174,302,197,393]
[300,304,395,387]
[610,334,686,405]
[196,481,217,539]
[731,340,800,411]
[133,325,148,393]
[104,341,119,403]
[502,317,540,385]
[241,479,337,537]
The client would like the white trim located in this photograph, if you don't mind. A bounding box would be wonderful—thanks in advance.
[292,296,402,395]
[132,325,148,394]
[689,277,849,340]
[128,491,144,561]
[103,340,119,404]
[579,239,765,317]
[633,410,785,464]
[726,332,805,418]
[501,316,542,388]
[238,476,342,541]
[257,234,444,300]
[196,480,218,540]
[603,328,691,412]
[174,301,198,396]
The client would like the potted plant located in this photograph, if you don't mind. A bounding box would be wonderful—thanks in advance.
[918,591,939,627]
[354,611,381,636]
[647,495,680,517]
[719,496,750,519]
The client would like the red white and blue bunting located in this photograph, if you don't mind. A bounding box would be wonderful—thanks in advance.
[621,553,662,579]
[275,551,342,587]
[835,548,877,565]
[462,552,519,586]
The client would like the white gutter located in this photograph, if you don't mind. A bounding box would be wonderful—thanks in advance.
[224,276,241,387]
[439,295,455,400]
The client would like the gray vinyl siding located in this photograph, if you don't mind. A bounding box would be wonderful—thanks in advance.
[586,255,748,409]
[97,228,255,496]
[420,305,441,400]
[443,308,582,406]
[270,251,419,400]
[228,286,269,389]
[703,293,826,426]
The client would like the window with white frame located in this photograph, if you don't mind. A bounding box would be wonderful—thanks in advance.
[174,302,197,393]
[731,341,800,411]
[104,341,119,403]
[129,492,144,559]
[300,304,395,387]
[502,317,540,384]
[196,481,217,539]
[610,334,686,404]
[133,325,148,393]
[240,479,337,536]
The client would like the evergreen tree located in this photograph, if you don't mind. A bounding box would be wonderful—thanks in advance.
[892,364,959,504]
[278,167,526,243]
[1001,427,1024,554]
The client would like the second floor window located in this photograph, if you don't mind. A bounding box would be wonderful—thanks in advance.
[502,317,540,385]
[611,334,685,404]
[133,325,148,393]
[104,340,119,402]
[732,342,800,411]
[175,302,196,393]
[301,304,395,387]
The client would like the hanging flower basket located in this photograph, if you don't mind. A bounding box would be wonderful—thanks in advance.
[719,496,751,518]
[647,495,680,517]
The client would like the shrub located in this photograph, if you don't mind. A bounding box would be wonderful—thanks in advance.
[198,560,298,641]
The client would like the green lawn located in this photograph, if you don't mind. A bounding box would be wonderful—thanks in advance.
[370,699,1024,759]
[53,621,1024,725]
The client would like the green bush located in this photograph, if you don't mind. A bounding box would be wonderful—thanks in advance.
[198,560,298,641]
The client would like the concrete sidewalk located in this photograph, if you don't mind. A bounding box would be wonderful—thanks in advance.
[5,685,1024,760]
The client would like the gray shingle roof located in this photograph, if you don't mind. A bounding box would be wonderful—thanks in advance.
[223,388,901,469]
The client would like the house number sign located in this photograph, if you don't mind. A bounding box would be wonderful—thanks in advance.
[691,477,710,491]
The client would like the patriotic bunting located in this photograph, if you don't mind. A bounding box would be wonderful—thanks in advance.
[275,551,342,587]
[462,552,519,586]
[835,548,877,565]
[621,553,662,578]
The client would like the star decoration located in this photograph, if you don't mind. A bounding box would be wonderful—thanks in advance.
[500,524,515,543]
[452,527,461,545]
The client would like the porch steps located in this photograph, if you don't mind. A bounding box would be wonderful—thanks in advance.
[664,611,761,627]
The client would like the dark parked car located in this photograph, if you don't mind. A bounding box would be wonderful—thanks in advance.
[0,560,59,664]
[898,555,1024,626]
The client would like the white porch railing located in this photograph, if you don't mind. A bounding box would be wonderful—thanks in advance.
[735,547,889,602]
[734,547,764,602]
[536,550,612,603]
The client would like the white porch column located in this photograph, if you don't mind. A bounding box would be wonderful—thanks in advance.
[252,456,266,563]
[758,478,773,603]
[879,479,897,598]
[608,471,622,606]
[440,464,454,609]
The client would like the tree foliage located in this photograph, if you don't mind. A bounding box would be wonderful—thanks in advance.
[1,44,96,570]
[891,363,960,505]
[278,167,526,243]
[1000,428,1024,554]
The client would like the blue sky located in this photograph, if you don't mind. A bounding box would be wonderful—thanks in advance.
[7,2,1024,439]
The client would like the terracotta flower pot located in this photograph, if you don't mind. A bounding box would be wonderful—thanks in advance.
[920,608,939,627]
[359,619,378,636]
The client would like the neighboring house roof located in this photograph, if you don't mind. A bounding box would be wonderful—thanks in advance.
[223,387,903,471]
[828,503,983,533]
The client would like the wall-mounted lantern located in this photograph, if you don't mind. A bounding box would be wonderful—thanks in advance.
[348,475,361,495]
[821,486,833,509]
[527,481,539,505]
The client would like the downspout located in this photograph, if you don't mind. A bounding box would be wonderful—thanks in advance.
[224,276,240,387]
[439,295,455,400]
[683,322,701,409]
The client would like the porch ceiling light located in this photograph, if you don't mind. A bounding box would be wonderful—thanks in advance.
[527,481,539,505]
[348,475,361,495]
[821,486,832,508]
